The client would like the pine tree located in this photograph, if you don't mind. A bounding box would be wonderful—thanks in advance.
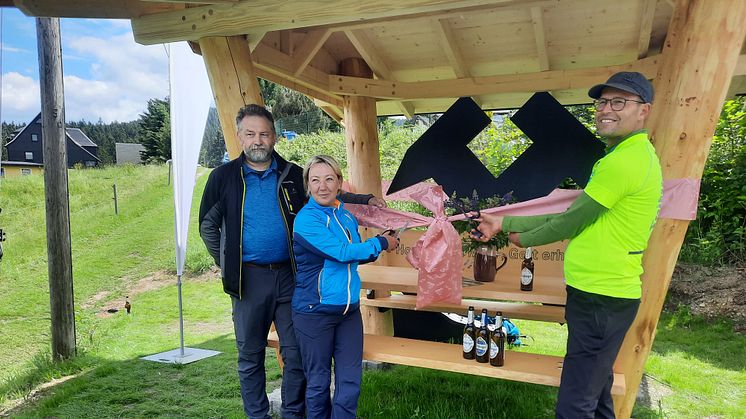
[200,107,226,167]
[138,98,171,163]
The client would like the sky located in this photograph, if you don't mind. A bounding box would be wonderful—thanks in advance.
[1,8,170,124]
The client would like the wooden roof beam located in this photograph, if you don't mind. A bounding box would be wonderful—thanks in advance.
[329,56,662,100]
[397,102,416,119]
[314,99,345,126]
[433,18,469,78]
[636,0,657,58]
[530,6,549,72]
[252,43,344,108]
[14,0,181,19]
[131,0,514,44]
[293,29,333,77]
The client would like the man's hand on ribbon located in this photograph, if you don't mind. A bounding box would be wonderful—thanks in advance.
[470,213,504,242]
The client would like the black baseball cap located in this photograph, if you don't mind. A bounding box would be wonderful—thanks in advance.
[588,71,654,103]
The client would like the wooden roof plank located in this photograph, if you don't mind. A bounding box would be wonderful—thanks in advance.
[293,29,333,77]
[131,0,513,45]
[530,6,549,71]
[434,18,469,78]
[636,0,657,58]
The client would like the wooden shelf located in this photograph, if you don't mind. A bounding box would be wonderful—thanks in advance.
[267,332,625,395]
[359,265,567,305]
[361,294,566,323]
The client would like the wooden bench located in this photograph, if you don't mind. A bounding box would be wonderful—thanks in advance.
[267,331,625,395]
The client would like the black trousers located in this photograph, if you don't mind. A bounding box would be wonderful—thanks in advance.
[556,286,640,419]
[232,263,306,419]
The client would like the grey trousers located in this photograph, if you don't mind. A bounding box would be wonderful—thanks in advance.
[232,263,306,419]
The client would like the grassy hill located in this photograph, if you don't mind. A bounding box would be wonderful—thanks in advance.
[0,164,744,418]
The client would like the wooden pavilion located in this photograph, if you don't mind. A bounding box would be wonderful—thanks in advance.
[8,1,746,417]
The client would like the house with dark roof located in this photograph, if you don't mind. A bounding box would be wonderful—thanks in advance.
[2,113,101,177]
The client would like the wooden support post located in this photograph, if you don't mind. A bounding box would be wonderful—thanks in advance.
[199,35,264,159]
[613,1,746,417]
[339,57,393,336]
[37,17,76,360]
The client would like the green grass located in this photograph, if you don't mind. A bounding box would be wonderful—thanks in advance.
[0,164,212,384]
[1,165,745,418]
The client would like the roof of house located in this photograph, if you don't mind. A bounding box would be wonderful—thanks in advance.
[66,128,98,148]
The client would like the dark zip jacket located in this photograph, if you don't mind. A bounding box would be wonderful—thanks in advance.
[198,152,373,299]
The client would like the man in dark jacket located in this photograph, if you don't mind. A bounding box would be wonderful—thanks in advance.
[199,104,384,419]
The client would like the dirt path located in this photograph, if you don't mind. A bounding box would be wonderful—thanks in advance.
[83,266,221,317]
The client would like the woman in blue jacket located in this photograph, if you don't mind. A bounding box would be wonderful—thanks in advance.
[292,155,399,419]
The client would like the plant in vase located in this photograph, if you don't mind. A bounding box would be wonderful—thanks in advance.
[445,191,514,282]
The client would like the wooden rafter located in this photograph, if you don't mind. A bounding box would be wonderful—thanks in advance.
[530,6,549,71]
[279,30,292,54]
[397,102,416,119]
[314,99,345,125]
[636,0,657,58]
[434,18,469,78]
[251,43,344,108]
[131,0,514,44]
[293,29,333,77]
[329,56,661,100]
[344,29,392,79]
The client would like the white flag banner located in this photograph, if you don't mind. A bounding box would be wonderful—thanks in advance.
[170,42,213,276]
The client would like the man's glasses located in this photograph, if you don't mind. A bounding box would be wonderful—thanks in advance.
[593,97,645,111]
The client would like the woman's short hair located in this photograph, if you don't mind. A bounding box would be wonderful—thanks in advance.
[303,155,343,196]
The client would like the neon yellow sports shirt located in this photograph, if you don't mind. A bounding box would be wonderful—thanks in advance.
[565,130,662,299]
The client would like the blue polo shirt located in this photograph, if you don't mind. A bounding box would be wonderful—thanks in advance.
[241,159,290,263]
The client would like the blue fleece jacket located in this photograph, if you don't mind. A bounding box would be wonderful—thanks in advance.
[292,197,388,315]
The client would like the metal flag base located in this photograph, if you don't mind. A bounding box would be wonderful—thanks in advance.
[141,347,220,364]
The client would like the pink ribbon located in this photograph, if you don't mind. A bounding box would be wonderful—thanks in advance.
[346,178,700,309]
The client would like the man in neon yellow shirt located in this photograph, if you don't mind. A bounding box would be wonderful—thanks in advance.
[474,72,662,419]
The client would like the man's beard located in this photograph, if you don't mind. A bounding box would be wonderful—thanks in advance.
[245,146,273,163]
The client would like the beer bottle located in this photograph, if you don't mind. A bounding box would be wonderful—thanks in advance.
[520,247,534,291]
[490,311,505,367]
[475,309,490,363]
[462,306,476,359]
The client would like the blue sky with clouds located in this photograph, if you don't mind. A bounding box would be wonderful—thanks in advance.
[1,8,170,123]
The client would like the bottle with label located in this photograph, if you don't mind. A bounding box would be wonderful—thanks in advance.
[475,308,490,363]
[462,306,476,359]
[520,247,534,291]
[490,311,505,367]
